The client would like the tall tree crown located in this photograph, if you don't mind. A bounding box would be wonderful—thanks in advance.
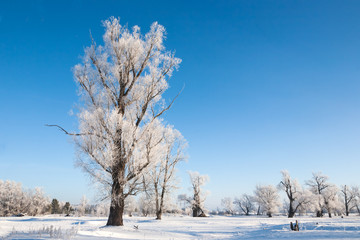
[73,17,181,199]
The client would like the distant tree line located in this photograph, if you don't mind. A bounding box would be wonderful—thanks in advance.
[217,171,360,218]
[0,169,207,219]
[0,180,76,217]
[0,180,49,217]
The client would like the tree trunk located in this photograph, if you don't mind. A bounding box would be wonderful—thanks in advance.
[288,201,295,218]
[107,198,124,226]
[156,210,162,220]
[316,210,323,217]
[154,183,161,220]
[156,196,164,220]
[356,205,360,216]
[106,174,125,226]
[192,207,198,217]
[257,205,261,215]
[193,205,202,217]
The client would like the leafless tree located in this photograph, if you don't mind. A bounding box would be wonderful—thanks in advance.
[340,185,357,216]
[48,17,181,226]
[221,197,234,215]
[188,171,209,217]
[306,172,330,217]
[233,194,254,215]
[254,184,280,217]
[322,184,340,218]
[145,126,187,220]
[279,170,314,218]
[351,186,360,215]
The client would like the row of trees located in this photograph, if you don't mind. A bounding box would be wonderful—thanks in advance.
[0,173,209,219]
[0,180,49,216]
[0,180,95,217]
[97,171,210,218]
[220,171,360,218]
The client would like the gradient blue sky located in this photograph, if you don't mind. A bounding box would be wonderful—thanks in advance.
[1,0,360,208]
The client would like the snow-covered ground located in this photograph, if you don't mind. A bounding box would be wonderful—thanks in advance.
[1,215,360,239]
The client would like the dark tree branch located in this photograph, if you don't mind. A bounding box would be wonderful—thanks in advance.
[45,124,108,140]
[45,124,84,136]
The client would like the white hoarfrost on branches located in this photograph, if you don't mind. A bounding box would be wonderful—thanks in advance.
[254,184,281,217]
[221,197,234,215]
[278,170,314,218]
[188,171,209,217]
[71,17,182,226]
[233,194,255,216]
[340,185,358,216]
[306,172,330,217]
[322,184,341,218]
[0,180,50,217]
[143,124,187,220]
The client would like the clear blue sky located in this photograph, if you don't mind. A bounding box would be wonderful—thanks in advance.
[1,0,360,208]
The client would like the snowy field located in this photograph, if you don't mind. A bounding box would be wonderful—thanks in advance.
[1,215,360,239]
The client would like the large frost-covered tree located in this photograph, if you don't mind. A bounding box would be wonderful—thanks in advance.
[49,17,181,226]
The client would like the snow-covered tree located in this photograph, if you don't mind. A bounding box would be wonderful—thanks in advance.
[138,193,155,217]
[233,194,255,216]
[322,184,340,218]
[278,170,314,218]
[0,180,25,216]
[188,171,209,217]
[340,185,357,216]
[306,172,330,217]
[145,125,187,220]
[49,17,181,226]
[77,195,89,216]
[254,185,280,217]
[221,197,234,215]
[0,180,49,216]
[28,187,50,216]
[95,202,110,217]
[177,194,190,214]
[124,195,137,217]
[351,186,360,215]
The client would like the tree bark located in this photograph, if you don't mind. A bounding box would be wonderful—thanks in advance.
[288,200,295,218]
[192,207,198,217]
[193,206,201,217]
[106,172,125,226]
[156,196,164,220]
[107,197,124,226]
[316,210,323,217]
[156,210,162,220]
